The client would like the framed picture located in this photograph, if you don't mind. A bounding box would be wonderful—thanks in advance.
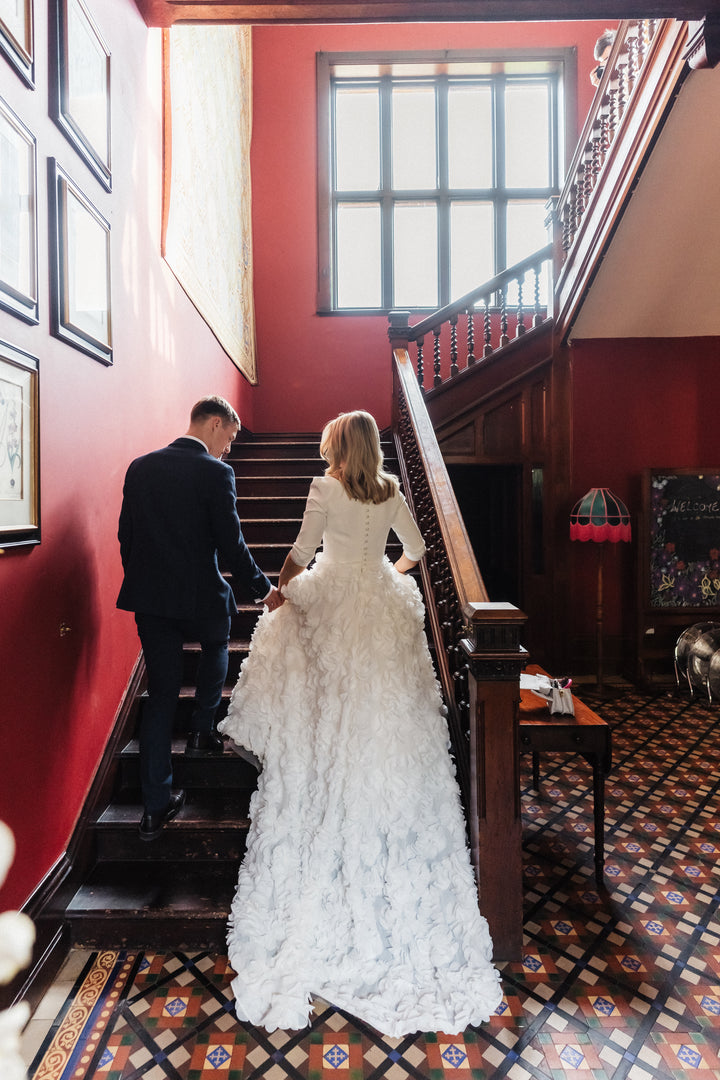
[0,0,34,87]
[0,95,38,324]
[49,159,112,365]
[0,339,39,548]
[643,468,720,610]
[50,0,111,190]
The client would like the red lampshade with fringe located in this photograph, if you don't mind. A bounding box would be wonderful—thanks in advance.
[569,487,632,544]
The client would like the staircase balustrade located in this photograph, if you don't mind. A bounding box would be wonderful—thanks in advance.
[551,17,690,335]
[556,19,662,258]
[388,244,553,393]
[390,345,527,959]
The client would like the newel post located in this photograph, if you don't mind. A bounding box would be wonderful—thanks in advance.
[461,601,528,961]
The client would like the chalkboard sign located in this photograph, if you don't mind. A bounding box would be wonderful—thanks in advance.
[646,469,720,608]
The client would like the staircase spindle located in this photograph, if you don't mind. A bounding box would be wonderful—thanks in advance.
[483,300,493,358]
[466,309,476,366]
[515,277,526,337]
[450,315,459,377]
[433,329,442,387]
[499,287,509,348]
[533,266,544,328]
[416,338,424,389]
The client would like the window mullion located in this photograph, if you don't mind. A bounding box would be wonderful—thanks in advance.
[437,76,450,308]
[380,75,394,311]
[494,75,506,279]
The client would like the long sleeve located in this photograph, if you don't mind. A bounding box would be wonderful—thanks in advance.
[391,494,426,562]
[289,478,328,568]
[211,462,272,600]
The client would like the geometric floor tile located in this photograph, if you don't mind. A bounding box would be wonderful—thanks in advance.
[26,687,720,1080]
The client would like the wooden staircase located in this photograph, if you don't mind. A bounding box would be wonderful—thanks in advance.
[53,432,404,950]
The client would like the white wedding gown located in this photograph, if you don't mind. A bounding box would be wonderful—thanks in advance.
[218,475,502,1036]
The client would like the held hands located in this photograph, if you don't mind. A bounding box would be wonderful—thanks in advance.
[264,586,285,612]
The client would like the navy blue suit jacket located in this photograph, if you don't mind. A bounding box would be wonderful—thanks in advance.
[117,437,270,619]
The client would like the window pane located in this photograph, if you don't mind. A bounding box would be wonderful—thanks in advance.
[506,201,549,305]
[335,86,379,191]
[450,202,494,301]
[336,203,381,307]
[392,85,436,190]
[393,203,437,308]
[505,83,550,188]
[448,84,493,189]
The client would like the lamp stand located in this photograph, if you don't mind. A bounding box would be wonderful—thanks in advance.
[595,543,605,693]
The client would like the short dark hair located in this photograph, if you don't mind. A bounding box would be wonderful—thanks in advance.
[190,396,240,427]
[594,29,616,61]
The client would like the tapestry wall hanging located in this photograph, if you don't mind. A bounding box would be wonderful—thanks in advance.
[163,25,257,384]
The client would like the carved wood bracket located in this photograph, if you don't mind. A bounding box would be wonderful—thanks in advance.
[686,17,720,69]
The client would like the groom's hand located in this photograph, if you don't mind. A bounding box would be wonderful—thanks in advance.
[264,587,284,612]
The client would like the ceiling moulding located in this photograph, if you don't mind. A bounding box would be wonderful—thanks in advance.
[133,2,713,28]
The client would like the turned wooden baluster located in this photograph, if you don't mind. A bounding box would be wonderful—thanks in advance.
[416,338,424,389]
[466,308,476,366]
[450,314,459,377]
[575,162,586,223]
[515,276,526,337]
[483,300,493,357]
[499,286,509,348]
[583,145,595,203]
[617,49,629,117]
[433,328,442,387]
[608,81,619,142]
[562,184,576,251]
[533,266,544,328]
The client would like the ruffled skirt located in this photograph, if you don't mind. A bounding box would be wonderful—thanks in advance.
[218,554,502,1036]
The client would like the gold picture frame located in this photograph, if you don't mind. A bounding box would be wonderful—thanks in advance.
[0,339,39,549]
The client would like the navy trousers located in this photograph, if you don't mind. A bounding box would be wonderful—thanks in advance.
[135,613,231,813]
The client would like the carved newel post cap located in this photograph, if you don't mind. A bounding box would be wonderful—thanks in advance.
[461,602,528,680]
[387,310,411,344]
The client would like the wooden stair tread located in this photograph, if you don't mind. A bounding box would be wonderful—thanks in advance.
[96,790,250,827]
[66,861,237,917]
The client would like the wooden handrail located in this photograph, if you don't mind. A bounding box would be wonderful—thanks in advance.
[389,243,553,391]
[407,243,553,341]
[552,18,690,338]
[391,346,527,959]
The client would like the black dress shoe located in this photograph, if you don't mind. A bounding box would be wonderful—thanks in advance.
[185,731,226,757]
[139,790,186,841]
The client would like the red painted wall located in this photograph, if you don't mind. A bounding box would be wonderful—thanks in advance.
[0,0,253,909]
[0,10,614,911]
[567,337,720,669]
[250,20,610,433]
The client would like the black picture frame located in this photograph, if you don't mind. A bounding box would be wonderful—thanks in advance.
[0,338,40,548]
[0,94,38,324]
[48,158,112,365]
[50,0,111,190]
[0,0,34,87]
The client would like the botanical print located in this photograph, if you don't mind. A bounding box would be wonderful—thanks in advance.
[650,473,720,607]
[0,375,22,500]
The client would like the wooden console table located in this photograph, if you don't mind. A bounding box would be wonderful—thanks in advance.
[519,666,612,884]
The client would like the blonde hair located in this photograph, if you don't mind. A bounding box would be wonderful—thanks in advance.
[320,411,399,504]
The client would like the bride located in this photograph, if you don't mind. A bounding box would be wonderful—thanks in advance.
[218,410,502,1036]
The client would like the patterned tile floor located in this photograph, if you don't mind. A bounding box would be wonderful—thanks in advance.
[24,686,720,1080]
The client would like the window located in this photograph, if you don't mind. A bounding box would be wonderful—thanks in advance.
[317,51,572,313]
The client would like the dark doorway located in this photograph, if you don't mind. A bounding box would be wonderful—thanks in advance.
[447,464,522,606]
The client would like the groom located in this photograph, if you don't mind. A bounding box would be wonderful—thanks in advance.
[117,396,282,840]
